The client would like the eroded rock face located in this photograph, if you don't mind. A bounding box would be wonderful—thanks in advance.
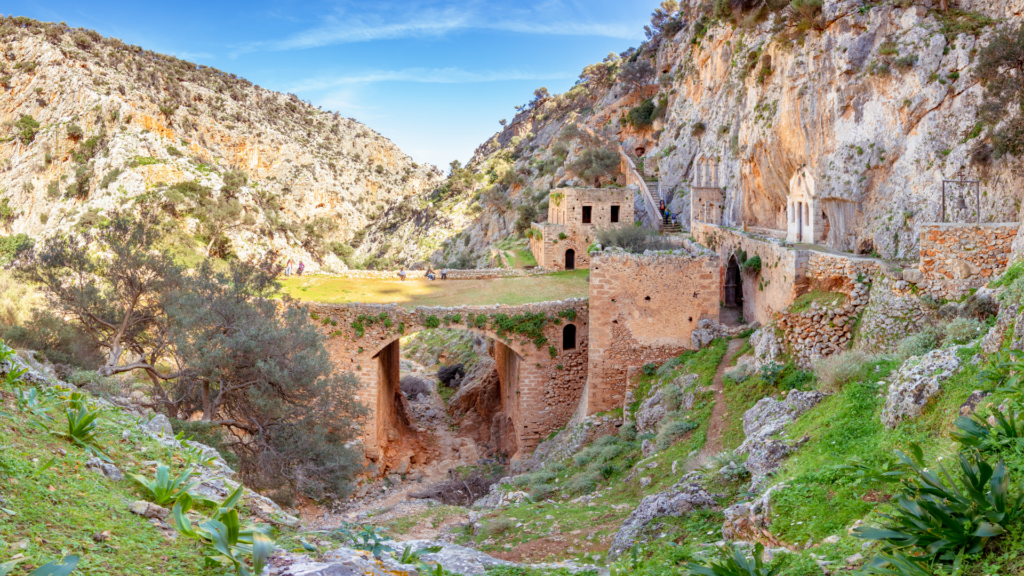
[737,390,827,487]
[881,346,963,428]
[721,484,787,546]
[608,473,720,559]
[0,25,442,272]
[750,326,784,369]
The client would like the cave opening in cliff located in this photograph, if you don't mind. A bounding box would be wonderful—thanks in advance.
[372,329,523,476]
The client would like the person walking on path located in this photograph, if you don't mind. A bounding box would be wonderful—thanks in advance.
[399,268,407,281]
[297,261,305,276]
[285,260,293,277]
[441,269,447,280]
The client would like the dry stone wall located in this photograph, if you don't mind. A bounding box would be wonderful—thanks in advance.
[918,223,1016,298]
[318,268,546,280]
[855,276,932,353]
[583,251,720,415]
[777,280,872,368]
[804,251,881,291]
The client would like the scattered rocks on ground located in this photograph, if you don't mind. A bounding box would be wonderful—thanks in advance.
[129,500,169,520]
[881,346,963,428]
[608,473,720,559]
[143,414,174,436]
[721,484,787,545]
[737,390,826,487]
[85,457,124,481]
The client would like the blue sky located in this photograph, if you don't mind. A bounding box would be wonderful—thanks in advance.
[6,1,655,167]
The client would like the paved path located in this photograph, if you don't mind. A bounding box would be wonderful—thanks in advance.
[702,338,746,457]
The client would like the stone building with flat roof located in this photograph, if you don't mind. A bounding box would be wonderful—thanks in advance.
[529,187,634,270]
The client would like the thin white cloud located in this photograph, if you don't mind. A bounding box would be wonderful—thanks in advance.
[231,1,642,56]
[288,67,572,92]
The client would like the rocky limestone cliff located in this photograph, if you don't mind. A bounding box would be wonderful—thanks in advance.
[361,0,1024,267]
[0,17,442,271]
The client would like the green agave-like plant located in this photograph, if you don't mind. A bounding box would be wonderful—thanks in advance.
[128,464,211,507]
[171,486,274,576]
[50,402,109,460]
[854,551,939,576]
[686,542,780,576]
[952,409,1024,453]
[1,555,80,576]
[978,348,1024,395]
[852,445,1024,556]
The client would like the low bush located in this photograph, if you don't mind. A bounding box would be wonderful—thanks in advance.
[656,418,698,450]
[813,350,868,393]
[565,471,599,495]
[626,99,656,129]
[596,226,675,254]
[942,317,985,346]
[896,327,942,359]
[663,384,685,412]
[399,375,431,398]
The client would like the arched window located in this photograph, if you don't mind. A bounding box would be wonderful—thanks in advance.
[562,323,577,350]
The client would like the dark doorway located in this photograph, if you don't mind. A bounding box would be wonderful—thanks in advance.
[610,205,620,223]
[565,249,576,270]
[562,324,576,350]
[582,206,592,224]
[725,256,743,308]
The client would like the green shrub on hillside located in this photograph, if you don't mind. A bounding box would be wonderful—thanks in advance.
[15,114,40,144]
[813,350,868,393]
[0,234,33,265]
[896,327,942,359]
[626,99,656,129]
[942,317,985,346]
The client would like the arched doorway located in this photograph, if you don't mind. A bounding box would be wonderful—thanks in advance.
[725,256,743,308]
[562,324,577,350]
[565,249,576,270]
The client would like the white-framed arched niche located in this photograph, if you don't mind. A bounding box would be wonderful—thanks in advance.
[786,166,819,244]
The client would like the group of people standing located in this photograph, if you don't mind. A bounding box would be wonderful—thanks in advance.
[399,267,448,281]
[284,260,304,277]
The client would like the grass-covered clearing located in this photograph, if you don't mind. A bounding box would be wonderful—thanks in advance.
[281,269,589,307]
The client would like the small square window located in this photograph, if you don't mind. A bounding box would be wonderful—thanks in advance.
[610,205,620,223]
[582,206,592,224]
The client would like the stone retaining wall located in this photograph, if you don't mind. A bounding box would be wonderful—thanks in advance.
[855,276,931,353]
[312,268,546,280]
[918,223,1016,298]
[777,280,872,368]
[804,251,881,291]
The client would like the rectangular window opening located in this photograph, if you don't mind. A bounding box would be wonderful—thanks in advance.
[582,206,592,224]
[610,205,620,223]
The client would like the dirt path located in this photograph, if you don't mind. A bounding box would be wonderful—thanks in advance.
[702,338,746,457]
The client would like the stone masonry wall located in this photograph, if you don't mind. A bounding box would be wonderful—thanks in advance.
[317,268,546,280]
[805,251,881,292]
[530,223,592,270]
[776,279,872,368]
[918,223,1016,298]
[855,276,932,353]
[692,222,802,325]
[583,251,720,415]
[310,299,589,469]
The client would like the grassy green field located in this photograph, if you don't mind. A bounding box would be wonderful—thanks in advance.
[281,269,590,307]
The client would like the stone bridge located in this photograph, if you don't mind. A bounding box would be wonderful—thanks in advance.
[308,299,589,473]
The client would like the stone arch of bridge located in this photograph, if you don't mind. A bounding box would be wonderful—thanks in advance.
[310,300,591,475]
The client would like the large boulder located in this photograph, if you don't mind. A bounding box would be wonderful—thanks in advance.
[749,326,783,368]
[881,346,963,428]
[736,390,826,487]
[143,414,174,436]
[608,474,720,559]
[691,319,725,349]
